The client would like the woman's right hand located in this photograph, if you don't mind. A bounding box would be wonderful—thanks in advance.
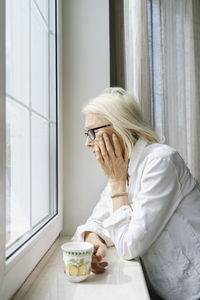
[84,231,109,274]
[91,243,108,274]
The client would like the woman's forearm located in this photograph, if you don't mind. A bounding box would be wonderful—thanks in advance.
[84,181,128,245]
[110,180,128,212]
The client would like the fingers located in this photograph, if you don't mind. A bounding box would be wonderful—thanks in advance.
[96,132,125,162]
[112,133,122,158]
[92,254,108,265]
[93,244,98,253]
[91,262,105,274]
[99,261,108,267]
[90,244,108,274]
[95,145,104,165]
[98,133,117,161]
[91,254,109,274]
[95,244,107,259]
[99,136,110,162]
[102,133,115,159]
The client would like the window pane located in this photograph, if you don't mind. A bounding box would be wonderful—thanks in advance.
[31,2,49,118]
[6,0,29,105]
[49,0,56,33]
[6,0,58,258]
[34,0,49,22]
[6,99,30,246]
[32,114,49,226]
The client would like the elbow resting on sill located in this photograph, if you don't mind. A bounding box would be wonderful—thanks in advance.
[115,233,144,261]
[115,241,141,260]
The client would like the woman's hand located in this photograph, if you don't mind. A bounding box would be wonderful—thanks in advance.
[91,243,108,274]
[84,232,108,274]
[95,133,129,184]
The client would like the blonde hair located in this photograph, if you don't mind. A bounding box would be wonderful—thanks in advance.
[82,87,161,158]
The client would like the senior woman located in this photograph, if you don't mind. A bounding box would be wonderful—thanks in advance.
[72,87,200,300]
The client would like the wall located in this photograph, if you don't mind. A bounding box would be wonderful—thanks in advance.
[61,0,110,235]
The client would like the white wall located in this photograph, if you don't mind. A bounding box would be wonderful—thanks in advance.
[61,0,110,235]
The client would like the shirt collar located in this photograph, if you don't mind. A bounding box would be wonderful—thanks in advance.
[128,137,150,177]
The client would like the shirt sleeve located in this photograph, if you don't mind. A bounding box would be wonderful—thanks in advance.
[71,182,114,247]
[102,155,182,259]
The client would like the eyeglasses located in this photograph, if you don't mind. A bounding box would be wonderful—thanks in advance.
[84,124,111,141]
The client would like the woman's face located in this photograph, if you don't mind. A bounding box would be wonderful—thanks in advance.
[84,113,125,157]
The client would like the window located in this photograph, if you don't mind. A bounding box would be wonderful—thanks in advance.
[0,1,62,298]
[6,0,57,259]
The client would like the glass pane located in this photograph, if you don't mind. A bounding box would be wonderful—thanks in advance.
[6,0,29,105]
[49,0,56,33]
[6,99,30,246]
[6,0,57,258]
[31,3,49,118]
[35,0,49,22]
[32,114,49,226]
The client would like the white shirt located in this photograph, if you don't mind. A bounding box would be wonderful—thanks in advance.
[72,138,200,300]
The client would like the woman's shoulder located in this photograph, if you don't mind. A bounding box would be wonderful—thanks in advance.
[146,142,177,157]
[143,142,187,176]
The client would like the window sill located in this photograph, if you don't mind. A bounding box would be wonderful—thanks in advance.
[12,236,150,300]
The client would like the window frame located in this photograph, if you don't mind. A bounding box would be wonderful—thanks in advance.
[0,0,63,299]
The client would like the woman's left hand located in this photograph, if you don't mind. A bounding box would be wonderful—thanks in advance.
[95,133,129,183]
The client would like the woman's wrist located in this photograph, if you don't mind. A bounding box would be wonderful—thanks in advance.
[109,180,128,212]
[109,180,127,194]
[84,231,106,245]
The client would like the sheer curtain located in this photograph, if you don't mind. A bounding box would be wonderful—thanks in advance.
[109,0,152,126]
[123,0,152,126]
[109,0,200,182]
[148,0,200,182]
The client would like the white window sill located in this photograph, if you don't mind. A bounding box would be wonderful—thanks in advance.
[12,236,150,300]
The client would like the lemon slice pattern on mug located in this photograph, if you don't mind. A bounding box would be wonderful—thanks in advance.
[67,258,89,276]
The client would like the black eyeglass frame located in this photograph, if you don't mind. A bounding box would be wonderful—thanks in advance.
[84,124,111,140]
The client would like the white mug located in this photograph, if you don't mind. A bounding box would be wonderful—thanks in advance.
[61,241,94,282]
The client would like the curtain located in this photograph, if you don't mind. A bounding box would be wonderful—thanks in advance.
[109,0,200,182]
[123,0,152,126]
[109,0,152,126]
[148,0,200,182]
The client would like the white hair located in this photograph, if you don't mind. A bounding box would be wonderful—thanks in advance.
[82,87,161,158]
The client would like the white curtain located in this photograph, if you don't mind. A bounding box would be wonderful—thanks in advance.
[148,0,200,182]
[123,0,152,126]
[121,0,200,182]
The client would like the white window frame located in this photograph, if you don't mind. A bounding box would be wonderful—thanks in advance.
[0,1,63,299]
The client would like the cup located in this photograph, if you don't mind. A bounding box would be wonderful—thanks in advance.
[61,241,94,282]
